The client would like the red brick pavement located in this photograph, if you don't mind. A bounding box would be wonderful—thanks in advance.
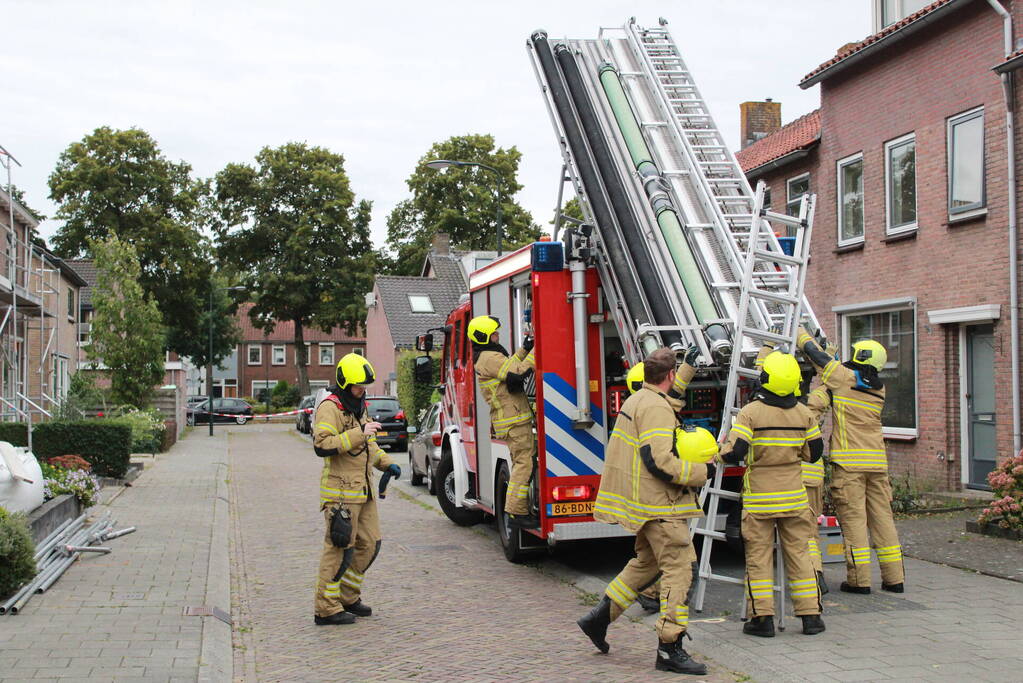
[228,426,734,682]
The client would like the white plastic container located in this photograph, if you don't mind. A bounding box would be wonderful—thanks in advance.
[0,441,44,514]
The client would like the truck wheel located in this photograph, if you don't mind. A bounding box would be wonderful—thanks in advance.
[436,448,483,527]
[496,462,538,564]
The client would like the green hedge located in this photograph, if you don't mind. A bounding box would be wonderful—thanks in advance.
[396,350,440,429]
[0,422,28,447]
[33,420,133,478]
[0,506,36,599]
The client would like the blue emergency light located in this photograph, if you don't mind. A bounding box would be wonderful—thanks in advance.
[531,241,564,272]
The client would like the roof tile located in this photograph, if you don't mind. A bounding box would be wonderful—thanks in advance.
[735,109,821,174]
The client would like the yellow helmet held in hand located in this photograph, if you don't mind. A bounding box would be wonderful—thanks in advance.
[851,339,887,371]
[336,353,375,389]
[626,362,645,394]
[760,351,801,397]
[467,315,501,345]
[674,425,719,464]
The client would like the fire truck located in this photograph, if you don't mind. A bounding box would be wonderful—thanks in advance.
[416,19,822,572]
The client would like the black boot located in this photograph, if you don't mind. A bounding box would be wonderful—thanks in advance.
[314,611,356,626]
[840,581,870,594]
[508,513,539,529]
[636,593,660,614]
[655,635,707,675]
[742,615,775,638]
[817,571,829,595]
[343,599,372,617]
[801,614,826,635]
[882,582,904,593]
[577,595,612,653]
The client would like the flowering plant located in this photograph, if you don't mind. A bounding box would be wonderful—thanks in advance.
[977,451,1023,530]
[40,461,101,508]
[45,455,92,472]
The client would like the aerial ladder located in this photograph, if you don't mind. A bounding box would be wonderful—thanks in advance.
[528,18,819,619]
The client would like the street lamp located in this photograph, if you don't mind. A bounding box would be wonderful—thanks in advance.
[425,159,504,256]
[209,285,246,436]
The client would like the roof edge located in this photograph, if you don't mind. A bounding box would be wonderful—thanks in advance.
[744,143,819,180]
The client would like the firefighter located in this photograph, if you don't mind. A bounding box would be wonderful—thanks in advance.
[719,351,826,637]
[312,353,400,626]
[798,327,904,594]
[578,348,712,675]
[468,315,537,528]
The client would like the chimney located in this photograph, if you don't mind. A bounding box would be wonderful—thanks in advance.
[739,99,782,149]
[432,232,450,256]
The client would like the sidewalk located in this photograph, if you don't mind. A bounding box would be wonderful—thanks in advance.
[0,428,231,683]
[897,508,1023,582]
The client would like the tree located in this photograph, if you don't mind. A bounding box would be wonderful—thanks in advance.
[8,185,46,222]
[88,234,165,408]
[383,134,540,275]
[185,271,242,404]
[47,126,211,359]
[214,142,373,395]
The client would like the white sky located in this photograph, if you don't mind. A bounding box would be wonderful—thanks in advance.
[3,0,868,250]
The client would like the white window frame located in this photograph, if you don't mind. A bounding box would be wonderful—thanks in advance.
[947,106,985,218]
[271,344,286,366]
[352,347,365,357]
[836,298,918,439]
[309,380,330,392]
[408,294,435,314]
[247,344,262,366]
[785,173,810,216]
[251,380,274,399]
[884,132,918,236]
[836,152,865,247]
[318,343,334,366]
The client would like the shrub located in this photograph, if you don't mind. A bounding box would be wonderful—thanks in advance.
[41,462,100,507]
[0,506,37,599]
[396,350,440,429]
[34,420,132,478]
[977,451,1023,530]
[271,381,301,409]
[0,422,28,447]
[105,406,166,453]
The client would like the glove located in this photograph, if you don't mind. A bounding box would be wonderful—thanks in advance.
[683,344,700,366]
[704,462,717,482]
[522,336,534,353]
[387,464,401,479]
[824,342,838,360]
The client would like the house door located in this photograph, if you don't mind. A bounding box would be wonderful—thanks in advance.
[966,324,996,489]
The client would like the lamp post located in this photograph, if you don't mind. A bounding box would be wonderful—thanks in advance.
[425,159,504,256]
[209,285,246,436]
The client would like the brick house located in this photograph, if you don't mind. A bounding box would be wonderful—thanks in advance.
[735,0,1023,490]
[235,302,366,401]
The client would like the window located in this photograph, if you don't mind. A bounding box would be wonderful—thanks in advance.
[309,380,329,392]
[319,343,334,366]
[841,302,917,435]
[352,347,365,357]
[271,345,286,365]
[247,344,262,365]
[251,380,273,403]
[762,186,772,210]
[836,153,864,246]
[786,173,809,217]
[885,133,917,234]
[878,0,930,29]
[67,289,75,319]
[408,294,434,313]
[948,108,985,216]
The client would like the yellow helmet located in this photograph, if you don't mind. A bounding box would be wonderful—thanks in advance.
[851,339,887,371]
[467,315,500,345]
[760,351,801,397]
[626,362,645,394]
[674,426,719,464]
[336,353,375,389]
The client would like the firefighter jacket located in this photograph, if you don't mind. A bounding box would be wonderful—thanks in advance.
[798,332,888,472]
[313,397,394,507]
[475,346,536,438]
[595,384,707,533]
[720,395,824,518]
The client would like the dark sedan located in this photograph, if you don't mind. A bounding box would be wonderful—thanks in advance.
[365,396,407,450]
[187,398,253,426]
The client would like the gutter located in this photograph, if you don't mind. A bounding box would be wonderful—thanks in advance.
[985,0,1021,456]
[800,0,973,89]
[742,144,817,181]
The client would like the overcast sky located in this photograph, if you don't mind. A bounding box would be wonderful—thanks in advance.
[3,1,868,250]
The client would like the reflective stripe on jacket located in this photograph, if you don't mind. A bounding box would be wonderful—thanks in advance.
[313,398,394,506]
[818,359,887,472]
[475,347,535,438]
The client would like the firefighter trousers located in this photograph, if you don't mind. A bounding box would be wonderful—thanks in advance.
[829,466,904,588]
[604,518,696,643]
[742,508,821,617]
[315,498,381,617]
[807,484,824,573]
[503,422,535,516]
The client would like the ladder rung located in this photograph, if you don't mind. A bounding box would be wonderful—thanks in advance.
[691,528,727,541]
[642,121,668,127]
[700,488,741,501]
[741,327,792,345]
[763,209,806,229]
[700,572,744,585]
[753,249,803,266]
[749,289,800,306]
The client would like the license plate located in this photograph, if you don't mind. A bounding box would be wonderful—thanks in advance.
[376,431,388,437]
[550,501,594,516]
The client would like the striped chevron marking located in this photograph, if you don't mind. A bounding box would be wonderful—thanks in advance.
[542,372,606,477]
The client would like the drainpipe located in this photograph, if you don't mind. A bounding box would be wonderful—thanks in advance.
[986,0,1021,455]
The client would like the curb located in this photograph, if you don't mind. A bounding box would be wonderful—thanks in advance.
[198,441,232,682]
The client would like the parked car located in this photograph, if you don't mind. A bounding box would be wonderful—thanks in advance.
[296,395,314,433]
[409,402,443,494]
[187,395,209,408]
[187,398,253,426]
[365,396,407,451]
